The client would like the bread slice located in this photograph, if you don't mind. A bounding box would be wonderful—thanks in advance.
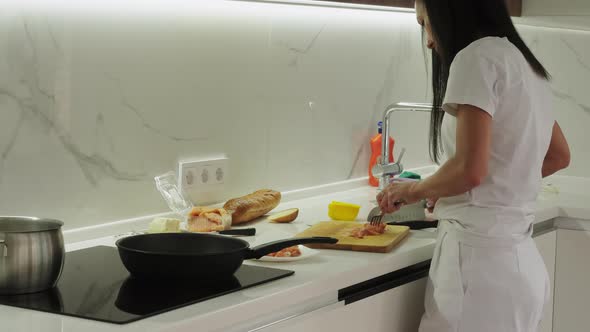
[268,208,299,223]
[223,189,281,224]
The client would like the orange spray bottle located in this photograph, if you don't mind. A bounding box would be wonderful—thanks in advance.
[369,121,394,187]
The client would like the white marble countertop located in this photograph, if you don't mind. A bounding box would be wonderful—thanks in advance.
[1,172,589,332]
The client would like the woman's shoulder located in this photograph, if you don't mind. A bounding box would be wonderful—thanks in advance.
[457,37,516,60]
[454,36,516,64]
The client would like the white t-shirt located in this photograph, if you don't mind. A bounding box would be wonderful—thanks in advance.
[434,37,554,236]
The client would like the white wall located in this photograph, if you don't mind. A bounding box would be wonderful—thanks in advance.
[518,25,590,178]
[523,0,590,16]
[0,1,587,229]
[0,1,431,229]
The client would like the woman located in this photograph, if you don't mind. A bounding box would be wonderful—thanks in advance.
[376,0,571,331]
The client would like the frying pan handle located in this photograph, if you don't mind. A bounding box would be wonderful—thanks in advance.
[246,237,338,259]
[218,228,256,236]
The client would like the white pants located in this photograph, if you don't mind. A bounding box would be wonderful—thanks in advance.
[419,220,550,332]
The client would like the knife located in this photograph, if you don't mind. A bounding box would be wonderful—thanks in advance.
[387,220,439,230]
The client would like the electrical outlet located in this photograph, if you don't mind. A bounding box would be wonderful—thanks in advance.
[178,156,229,204]
[182,167,198,189]
[199,166,210,185]
[213,164,226,184]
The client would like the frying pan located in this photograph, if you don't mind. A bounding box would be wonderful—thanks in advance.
[115,233,337,280]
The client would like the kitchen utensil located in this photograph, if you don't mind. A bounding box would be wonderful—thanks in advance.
[389,200,426,221]
[369,212,383,225]
[185,228,256,236]
[368,200,408,226]
[0,217,65,295]
[295,221,410,253]
[115,233,337,280]
[367,200,427,225]
[328,201,361,221]
[388,220,439,230]
[213,228,256,236]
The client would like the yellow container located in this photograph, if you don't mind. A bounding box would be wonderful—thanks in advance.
[328,201,361,221]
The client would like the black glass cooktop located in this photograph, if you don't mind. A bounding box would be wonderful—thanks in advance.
[0,246,294,324]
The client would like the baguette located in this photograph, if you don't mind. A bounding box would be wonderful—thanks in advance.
[223,189,281,224]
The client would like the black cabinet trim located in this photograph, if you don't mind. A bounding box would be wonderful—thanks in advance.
[338,260,431,305]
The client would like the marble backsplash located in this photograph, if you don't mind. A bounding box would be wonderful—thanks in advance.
[518,25,590,178]
[0,1,587,229]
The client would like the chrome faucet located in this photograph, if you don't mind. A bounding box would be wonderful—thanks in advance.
[371,102,433,190]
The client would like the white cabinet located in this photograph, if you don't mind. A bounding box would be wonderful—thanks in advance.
[258,278,427,332]
[252,229,560,332]
[523,0,590,15]
[534,230,557,332]
[553,229,590,332]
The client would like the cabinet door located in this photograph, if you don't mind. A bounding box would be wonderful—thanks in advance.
[554,229,590,332]
[265,278,427,332]
[534,230,556,332]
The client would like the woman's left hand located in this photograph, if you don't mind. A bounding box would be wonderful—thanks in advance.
[376,182,421,214]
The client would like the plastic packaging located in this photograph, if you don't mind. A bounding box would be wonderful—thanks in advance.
[154,171,194,221]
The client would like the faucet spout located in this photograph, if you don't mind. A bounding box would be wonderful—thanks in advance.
[376,102,433,190]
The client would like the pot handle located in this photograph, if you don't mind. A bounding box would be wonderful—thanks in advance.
[245,237,338,259]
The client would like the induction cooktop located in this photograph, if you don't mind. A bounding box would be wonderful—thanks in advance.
[0,246,294,324]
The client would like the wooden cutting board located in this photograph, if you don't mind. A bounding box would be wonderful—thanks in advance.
[295,221,410,253]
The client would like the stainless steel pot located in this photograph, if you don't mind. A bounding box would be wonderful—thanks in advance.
[0,217,65,295]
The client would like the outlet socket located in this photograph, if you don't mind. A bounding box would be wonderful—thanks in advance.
[178,156,228,204]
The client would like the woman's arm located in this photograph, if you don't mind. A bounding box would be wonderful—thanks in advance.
[378,104,491,214]
[412,105,491,199]
[542,121,570,178]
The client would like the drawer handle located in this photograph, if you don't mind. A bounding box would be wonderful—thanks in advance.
[0,240,7,257]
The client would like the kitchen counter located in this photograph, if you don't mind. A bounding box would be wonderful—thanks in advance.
[2,170,589,332]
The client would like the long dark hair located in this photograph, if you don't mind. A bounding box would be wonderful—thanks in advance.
[421,0,550,163]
